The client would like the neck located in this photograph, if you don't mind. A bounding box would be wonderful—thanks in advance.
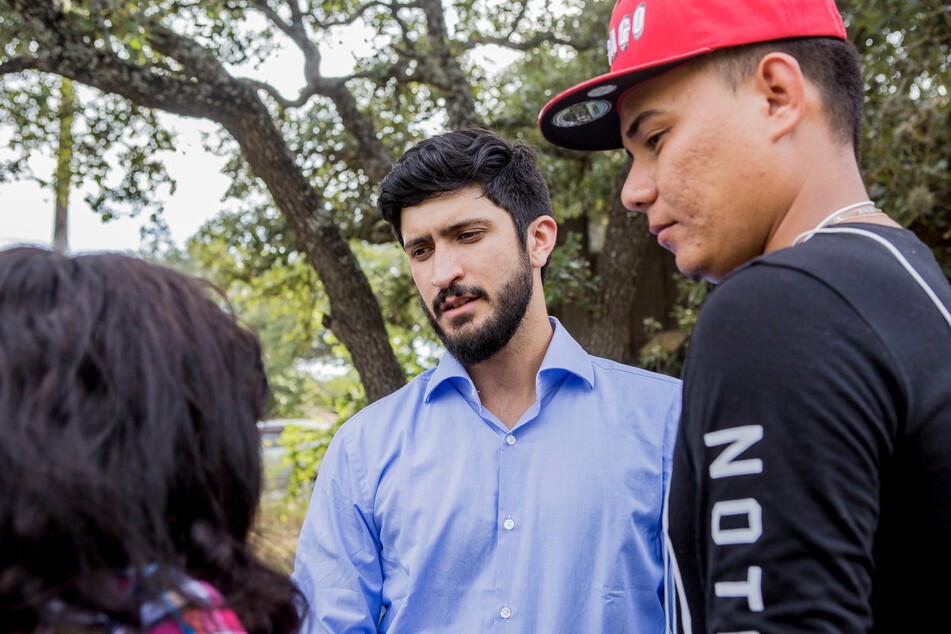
[465,300,553,429]
[764,144,883,253]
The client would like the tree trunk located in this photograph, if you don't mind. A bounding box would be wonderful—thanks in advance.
[9,0,407,402]
[52,77,75,254]
[577,163,653,360]
[222,95,406,402]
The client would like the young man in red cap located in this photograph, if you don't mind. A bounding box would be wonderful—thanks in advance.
[540,0,951,632]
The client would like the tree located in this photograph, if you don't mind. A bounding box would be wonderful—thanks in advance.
[51,77,75,253]
[7,0,943,399]
[3,0,667,402]
[840,0,951,274]
[2,0,407,402]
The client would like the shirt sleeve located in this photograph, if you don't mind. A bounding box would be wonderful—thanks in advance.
[681,263,900,632]
[292,429,384,633]
[660,383,682,609]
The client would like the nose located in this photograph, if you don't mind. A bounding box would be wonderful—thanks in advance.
[430,246,464,289]
[620,160,657,213]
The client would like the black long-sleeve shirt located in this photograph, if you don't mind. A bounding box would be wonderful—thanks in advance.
[667,224,951,633]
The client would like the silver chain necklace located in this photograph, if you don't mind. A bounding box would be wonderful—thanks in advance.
[795,200,882,245]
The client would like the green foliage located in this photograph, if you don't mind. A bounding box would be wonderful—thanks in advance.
[839,0,951,272]
[544,231,600,312]
[638,276,709,377]
[278,420,339,501]
[0,75,176,223]
[275,370,374,501]
[5,0,948,400]
[672,277,711,332]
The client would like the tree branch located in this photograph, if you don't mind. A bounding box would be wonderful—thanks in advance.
[0,57,41,75]
[501,0,530,42]
[10,0,252,122]
[245,77,320,109]
[286,0,304,23]
[310,0,394,30]
[464,31,602,52]
[414,0,479,128]
[8,0,408,401]
[320,80,394,182]
[146,23,229,81]
[255,0,323,84]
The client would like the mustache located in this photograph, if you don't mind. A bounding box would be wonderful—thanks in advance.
[432,283,488,316]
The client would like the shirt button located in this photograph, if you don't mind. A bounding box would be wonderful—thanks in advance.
[503,518,515,530]
[505,434,516,446]
[500,606,512,619]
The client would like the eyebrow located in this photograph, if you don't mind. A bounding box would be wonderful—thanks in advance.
[625,109,662,140]
[403,217,493,252]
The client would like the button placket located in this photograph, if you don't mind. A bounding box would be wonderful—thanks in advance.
[496,430,520,623]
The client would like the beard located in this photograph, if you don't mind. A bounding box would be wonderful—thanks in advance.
[421,251,534,367]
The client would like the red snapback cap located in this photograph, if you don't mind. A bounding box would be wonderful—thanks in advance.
[538,0,847,152]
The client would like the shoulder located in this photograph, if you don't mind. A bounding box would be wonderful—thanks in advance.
[683,240,906,408]
[703,225,948,340]
[582,355,682,431]
[588,354,682,393]
[330,367,438,444]
[588,356,680,388]
[699,238,870,327]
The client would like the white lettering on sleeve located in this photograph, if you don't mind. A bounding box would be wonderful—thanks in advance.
[704,426,764,479]
[711,498,762,545]
[714,566,764,612]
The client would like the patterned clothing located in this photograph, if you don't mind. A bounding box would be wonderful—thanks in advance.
[28,570,246,634]
[139,578,246,634]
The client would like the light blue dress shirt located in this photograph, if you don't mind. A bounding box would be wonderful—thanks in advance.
[293,318,681,633]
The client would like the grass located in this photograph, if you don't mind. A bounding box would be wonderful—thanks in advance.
[250,494,310,575]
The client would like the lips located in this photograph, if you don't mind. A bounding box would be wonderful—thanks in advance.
[439,295,478,314]
[432,285,487,317]
[649,221,676,251]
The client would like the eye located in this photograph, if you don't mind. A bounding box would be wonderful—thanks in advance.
[409,245,432,259]
[645,130,666,151]
[458,230,484,242]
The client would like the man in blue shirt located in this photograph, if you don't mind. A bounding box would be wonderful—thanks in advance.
[292,128,681,632]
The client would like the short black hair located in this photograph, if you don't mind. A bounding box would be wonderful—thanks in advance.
[0,247,302,632]
[378,128,554,278]
[703,37,864,158]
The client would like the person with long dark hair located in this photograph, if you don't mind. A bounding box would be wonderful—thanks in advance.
[0,247,303,633]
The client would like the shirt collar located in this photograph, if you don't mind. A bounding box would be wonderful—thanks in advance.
[424,316,595,403]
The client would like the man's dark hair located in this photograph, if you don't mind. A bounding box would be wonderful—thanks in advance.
[0,247,303,633]
[703,37,864,159]
[377,128,555,277]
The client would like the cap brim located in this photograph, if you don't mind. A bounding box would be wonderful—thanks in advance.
[538,55,706,152]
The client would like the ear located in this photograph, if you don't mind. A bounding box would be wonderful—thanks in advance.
[526,215,558,270]
[753,52,808,142]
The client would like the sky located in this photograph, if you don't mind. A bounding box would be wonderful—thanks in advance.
[0,119,231,253]
[0,12,521,255]
[0,18,363,254]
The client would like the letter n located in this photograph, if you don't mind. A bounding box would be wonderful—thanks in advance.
[704,425,763,479]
